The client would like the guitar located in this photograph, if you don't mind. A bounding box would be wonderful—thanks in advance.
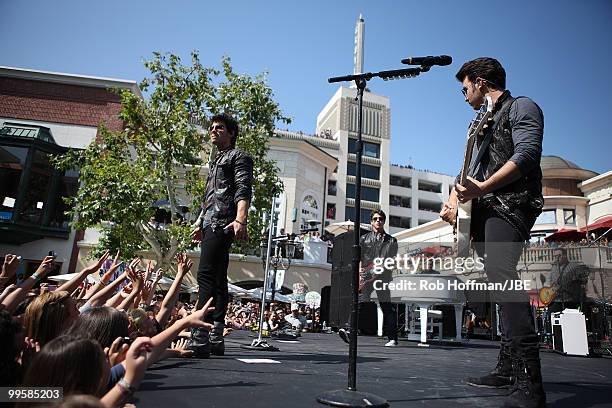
[456,96,494,257]
[358,263,378,293]
[539,285,558,307]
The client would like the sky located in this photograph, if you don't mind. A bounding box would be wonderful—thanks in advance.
[1,0,611,176]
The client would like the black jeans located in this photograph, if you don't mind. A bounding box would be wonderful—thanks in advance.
[196,225,234,324]
[346,286,398,341]
[472,207,538,353]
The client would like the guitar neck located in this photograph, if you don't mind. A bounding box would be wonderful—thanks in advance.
[459,134,475,186]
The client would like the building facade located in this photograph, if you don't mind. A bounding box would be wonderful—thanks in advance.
[0,66,140,275]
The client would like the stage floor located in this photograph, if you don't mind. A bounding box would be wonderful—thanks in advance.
[135,330,612,407]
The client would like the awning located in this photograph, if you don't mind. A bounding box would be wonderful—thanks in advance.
[544,228,585,242]
[580,215,612,232]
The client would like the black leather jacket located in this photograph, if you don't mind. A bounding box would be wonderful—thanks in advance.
[202,148,254,229]
[360,231,398,281]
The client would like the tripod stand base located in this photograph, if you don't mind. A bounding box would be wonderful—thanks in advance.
[240,338,279,351]
[317,389,388,407]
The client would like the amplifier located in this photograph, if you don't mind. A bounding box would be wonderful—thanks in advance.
[551,309,588,356]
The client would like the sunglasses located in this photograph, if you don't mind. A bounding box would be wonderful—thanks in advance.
[209,124,226,131]
[372,217,385,222]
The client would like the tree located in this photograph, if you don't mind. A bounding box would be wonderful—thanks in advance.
[55,51,289,270]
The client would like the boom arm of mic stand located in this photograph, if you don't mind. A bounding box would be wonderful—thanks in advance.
[328,67,425,84]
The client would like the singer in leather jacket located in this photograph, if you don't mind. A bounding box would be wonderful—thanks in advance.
[202,148,254,230]
[189,113,253,358]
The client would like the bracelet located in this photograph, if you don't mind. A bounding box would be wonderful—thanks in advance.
[117,378,136,396]
[234,219,247,226]
[31,273,42,282]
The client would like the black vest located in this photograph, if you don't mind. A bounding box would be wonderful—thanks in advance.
[475,92,544,239]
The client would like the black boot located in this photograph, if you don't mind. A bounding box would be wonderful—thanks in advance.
[502,349,546,408]
[210,321,225,356]
[186,327,210,359]
[466,343,514,388]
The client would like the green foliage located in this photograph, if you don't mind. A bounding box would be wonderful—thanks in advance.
[55,51,289,264]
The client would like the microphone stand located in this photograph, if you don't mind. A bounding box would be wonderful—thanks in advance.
[241,196,280,351]
[317,66,429,408]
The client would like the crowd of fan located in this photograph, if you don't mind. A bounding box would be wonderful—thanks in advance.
[0,250,324,407]
[526,236,610,248]
[225,300,322,334]
[0,251,220,407]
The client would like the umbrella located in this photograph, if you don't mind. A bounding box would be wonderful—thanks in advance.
[248,287,293,303]
[325,220,371,236]
[580,215,612,233]
[157,276,191,292]
[544,228,586,242]
[47,273,96,284]
[185,282,251,297]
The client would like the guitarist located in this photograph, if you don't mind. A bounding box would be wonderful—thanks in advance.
[338,210,399,347]
[440,58,545,408]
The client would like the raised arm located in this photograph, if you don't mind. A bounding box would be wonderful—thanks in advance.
[1,256,55,313]
[82,251,122,300]
[155,253,192,327]
[148,297,214,364]
[0,254,20,292]
[88,258,139,308]
[57,250,110,294]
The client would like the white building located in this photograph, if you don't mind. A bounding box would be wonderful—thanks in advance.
[270,15,454,237]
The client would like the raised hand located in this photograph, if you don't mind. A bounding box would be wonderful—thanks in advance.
[175,253,193,277]
[182,297,214,330]
[34,256,56,278]
[124,337,154,386]
[105,336,129,366]
[170,338,194,357]
[2,254,20,278]
[83,250,111,275]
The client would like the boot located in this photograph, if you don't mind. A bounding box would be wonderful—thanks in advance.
[466,343,514,388]
[186,327,210,359]
[210,321,225,356]
[502,349,546,408]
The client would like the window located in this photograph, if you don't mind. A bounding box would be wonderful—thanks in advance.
[418,200,441,213]
[418,180,442,193]
[300,195,320,230]
[345,206,372,223]
[0,123,75,240]
[390,195,411,208]
[390,175,411,188]
[327,180,337,196]
[346,183,379,202]
[0,146,28,220]
[19,150,54,224]
[326,203,336,219]
[535,210,556,225]
[563,209,576,225]
[347,162,380,179]
[390,216,411,229]
[348,138,380,159]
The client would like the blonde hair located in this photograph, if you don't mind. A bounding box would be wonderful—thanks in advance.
[24,291,74,346]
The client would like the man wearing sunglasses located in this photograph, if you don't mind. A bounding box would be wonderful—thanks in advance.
[440,58,545,408]
[188,112,253,358]
[338,210,399,347]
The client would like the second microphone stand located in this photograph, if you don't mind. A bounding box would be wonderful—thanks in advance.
[317,66,428,408]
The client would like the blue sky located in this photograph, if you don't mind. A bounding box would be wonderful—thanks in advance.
[1,0,610,176]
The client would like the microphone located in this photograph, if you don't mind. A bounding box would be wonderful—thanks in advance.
[401,55,452,66]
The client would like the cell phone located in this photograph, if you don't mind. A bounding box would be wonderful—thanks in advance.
[48,251,57,258]
[118,337,132,347]
[47,284,57,292]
